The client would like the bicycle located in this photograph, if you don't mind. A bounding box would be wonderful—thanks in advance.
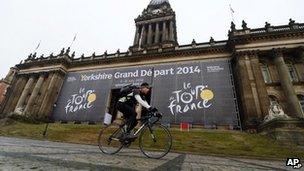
[98,111,172,159]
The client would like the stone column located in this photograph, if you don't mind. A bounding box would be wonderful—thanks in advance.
[169,20,174,41]
[2,76,27,114]
[273,50,303,118]
[24,74,45,116]
[133,25,139,45]
[38,73,57,118]
[234,52,261,128]
[139,25,146,47]
[154,22,160,44]
[31,73,51,116]
[38,71,65,119]
[162,21,168,41]
[249,54,270,118]
[14,76,35,113]
[147,24,153,45]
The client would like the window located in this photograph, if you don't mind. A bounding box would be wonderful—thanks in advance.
[298,95,304,114]
[269,95,279,106]
[260,64,272,83]
[286,63,299,82]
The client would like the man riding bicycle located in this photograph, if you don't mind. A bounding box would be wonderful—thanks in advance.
[98,82,172,158]
[116,82,157,139]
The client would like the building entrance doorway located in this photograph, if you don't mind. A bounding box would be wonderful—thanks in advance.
[108,89,120,121]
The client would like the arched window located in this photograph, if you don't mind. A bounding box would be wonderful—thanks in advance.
[286,62,299,82]
[269,95,279,106]
[298,94,304,114]
[260,64,272,83]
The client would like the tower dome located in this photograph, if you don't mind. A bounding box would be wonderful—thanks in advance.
[149,0,169,6]
[130,0,177,51]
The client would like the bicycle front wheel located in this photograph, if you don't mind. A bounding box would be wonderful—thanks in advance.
[98,123,124,155]
[139,124,172,159]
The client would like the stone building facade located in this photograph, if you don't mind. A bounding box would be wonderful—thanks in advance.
[0,0,303,133]
[0,81,8,107]
[0,67,18,114]
[230,21,304,127]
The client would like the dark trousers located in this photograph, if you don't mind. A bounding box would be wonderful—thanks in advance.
[116,102,138,133]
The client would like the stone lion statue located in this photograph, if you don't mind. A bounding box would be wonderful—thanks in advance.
[264,102,290,122]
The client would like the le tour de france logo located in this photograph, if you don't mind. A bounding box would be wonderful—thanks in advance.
[168,82,214,115]
[65,87,97,114]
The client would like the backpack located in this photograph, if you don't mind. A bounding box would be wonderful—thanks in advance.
[119,84,137,98]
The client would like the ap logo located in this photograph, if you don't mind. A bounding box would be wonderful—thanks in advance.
[286,158,302,169]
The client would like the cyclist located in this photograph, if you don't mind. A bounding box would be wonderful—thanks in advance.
[116,82,157,139]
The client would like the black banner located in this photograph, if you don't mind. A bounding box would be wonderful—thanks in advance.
[152,59,238,126]
[53,59,239,127]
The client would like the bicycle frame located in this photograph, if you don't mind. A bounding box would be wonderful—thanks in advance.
[133,122,147,136]
[121,112,161,138]
[98,111,172,159]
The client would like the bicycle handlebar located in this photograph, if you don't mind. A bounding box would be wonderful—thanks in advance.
[140,111,163,123]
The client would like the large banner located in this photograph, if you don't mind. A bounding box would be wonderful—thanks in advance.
[53,66,152,122]
[152,59,238,126]
[53,59,239,127]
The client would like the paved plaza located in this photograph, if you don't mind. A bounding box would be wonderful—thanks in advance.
[0,137,296,171]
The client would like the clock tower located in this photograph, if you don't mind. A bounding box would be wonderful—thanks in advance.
[130,0,178,51]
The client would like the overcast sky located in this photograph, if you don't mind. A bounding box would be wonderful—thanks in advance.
[0,0,303,79]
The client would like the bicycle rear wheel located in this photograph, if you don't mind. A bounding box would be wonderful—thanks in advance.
[139,124,172,159]
[98,123,124,155]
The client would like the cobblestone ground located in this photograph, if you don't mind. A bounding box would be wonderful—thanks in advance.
[0,137,294,171]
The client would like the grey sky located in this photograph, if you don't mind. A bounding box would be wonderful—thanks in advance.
[0,0,303,79]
